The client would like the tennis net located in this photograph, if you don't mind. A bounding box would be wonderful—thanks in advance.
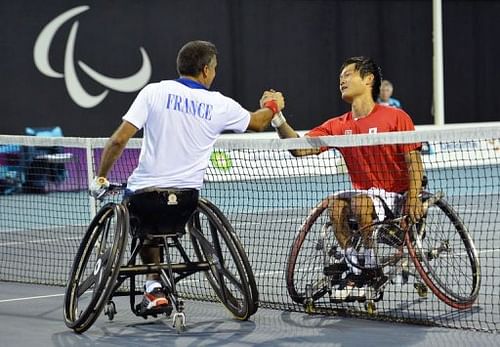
[0,124,499,332]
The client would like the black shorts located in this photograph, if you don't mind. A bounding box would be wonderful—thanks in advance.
[124,188,199,237]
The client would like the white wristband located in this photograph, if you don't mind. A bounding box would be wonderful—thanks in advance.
[271,112,286,128]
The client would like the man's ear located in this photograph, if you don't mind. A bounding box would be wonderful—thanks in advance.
[202,65,210,78]
[365,73,374,86]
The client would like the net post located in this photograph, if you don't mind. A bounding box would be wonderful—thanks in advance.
[85,138,97,218]
[433,0,445,125]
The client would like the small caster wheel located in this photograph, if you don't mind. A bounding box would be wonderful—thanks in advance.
[401,270,409,285]
[104,301,116,321]
[304,300,316,314]
[304,284,315,314]
[414,282,428,298]
[173,312,186,333]
[365,301,376,315]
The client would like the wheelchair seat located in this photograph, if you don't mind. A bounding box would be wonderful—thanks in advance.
[125,188,199,239]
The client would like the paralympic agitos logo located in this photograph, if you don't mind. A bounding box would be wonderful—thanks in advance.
[33,6,151,108]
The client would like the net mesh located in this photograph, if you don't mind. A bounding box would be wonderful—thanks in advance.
[0,125,499,332]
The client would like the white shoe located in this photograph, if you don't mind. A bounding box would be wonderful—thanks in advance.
[332,285,366,301]
[331,275,366,301]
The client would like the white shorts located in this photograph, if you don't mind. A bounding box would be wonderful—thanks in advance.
[333,188,404,221]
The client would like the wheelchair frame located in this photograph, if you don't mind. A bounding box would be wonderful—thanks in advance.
[63,194,258,334]
[286,190,481,314]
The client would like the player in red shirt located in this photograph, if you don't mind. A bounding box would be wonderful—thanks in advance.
[269,56,424,300]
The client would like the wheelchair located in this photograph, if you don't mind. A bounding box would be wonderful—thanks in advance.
[63,185,258,333]
[286,185,481,315]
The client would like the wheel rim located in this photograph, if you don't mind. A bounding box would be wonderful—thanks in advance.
[407,196,480,308]
[189,204,251,319]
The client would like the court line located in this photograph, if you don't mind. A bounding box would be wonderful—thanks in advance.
[0,236,81,247]
[1,249,497,304]
[0,293,64,304]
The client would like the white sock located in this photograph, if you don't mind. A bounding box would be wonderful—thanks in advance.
[364,248,377,269]
[145,280,162,293]
[344,247,361,275]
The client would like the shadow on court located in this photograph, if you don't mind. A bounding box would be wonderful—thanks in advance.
[1,282,498,347]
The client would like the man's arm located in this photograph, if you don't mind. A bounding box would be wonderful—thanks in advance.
[274,118,321,157]
[247,90,320,156]
[246,91,286,132]
[404,149,424,223]
[97,121,138,177]
[246,108,280,132]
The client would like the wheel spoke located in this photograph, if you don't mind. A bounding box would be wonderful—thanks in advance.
[64,203,128,332]
[406,194,480,309]
[189,199,254,319]
[77,274,96,297]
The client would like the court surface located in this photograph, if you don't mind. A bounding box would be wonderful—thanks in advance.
[0,281,498,347]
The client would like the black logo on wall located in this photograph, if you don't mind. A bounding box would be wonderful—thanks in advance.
[33,5,151,108]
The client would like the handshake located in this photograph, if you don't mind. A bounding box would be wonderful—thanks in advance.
[260,90,286,128]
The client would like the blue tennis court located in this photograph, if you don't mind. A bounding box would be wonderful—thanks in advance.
[1,132,499,340]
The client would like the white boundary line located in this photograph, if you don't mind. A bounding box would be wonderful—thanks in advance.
[0,293,64,304]
[1,247,498,304]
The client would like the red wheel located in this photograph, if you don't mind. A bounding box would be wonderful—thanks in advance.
[287,198,338,304]
[406,193,480,309]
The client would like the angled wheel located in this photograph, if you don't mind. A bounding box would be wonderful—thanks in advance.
[63,203,128,333]
[287,197,339,304]
[188,198,255,320]
[197,198,259,316]
[406,192,481,309]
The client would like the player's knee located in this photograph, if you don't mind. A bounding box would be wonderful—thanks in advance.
[351,196,374,222]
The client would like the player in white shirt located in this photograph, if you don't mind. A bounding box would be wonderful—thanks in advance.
[89,40,284,315]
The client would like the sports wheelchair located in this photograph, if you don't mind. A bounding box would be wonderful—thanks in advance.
[286,185,481,314]
[64,185,258,333]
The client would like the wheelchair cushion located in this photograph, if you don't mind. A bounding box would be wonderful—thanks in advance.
[125,188,199,237]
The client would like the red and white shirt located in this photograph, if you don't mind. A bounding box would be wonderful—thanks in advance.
[307,104,420,193]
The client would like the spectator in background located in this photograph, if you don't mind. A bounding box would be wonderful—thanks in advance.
[377,80,401,108]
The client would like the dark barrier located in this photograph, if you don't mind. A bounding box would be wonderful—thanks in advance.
[1,1,500,137]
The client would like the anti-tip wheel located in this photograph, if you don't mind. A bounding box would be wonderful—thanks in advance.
[365,301,376,315]
[104,301,116,321]
[173,312,186,333]
[414,282,428,298]
[304,300,316,315]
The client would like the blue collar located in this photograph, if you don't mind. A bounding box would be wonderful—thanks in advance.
[175,78,208,90]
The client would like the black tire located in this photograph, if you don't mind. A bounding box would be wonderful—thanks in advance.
[287,198,336,304]
[63,203,128,333]
[188,198,254,320]
[197,198,259,316]
[406,192,481,309]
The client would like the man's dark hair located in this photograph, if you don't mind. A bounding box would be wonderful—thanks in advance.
[341,56,382,101]
[176,40,218,77]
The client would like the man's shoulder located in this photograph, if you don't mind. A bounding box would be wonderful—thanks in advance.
[140,80,168,93]
[375,104,415,130]
[376,104,407,116]
[308,112,349,135]
[149,79,199,89]
[327,111,351,123]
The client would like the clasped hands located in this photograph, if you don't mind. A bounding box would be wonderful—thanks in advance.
[260,90,285,113]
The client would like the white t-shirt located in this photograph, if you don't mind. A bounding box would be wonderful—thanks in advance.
[123,79,250,191]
